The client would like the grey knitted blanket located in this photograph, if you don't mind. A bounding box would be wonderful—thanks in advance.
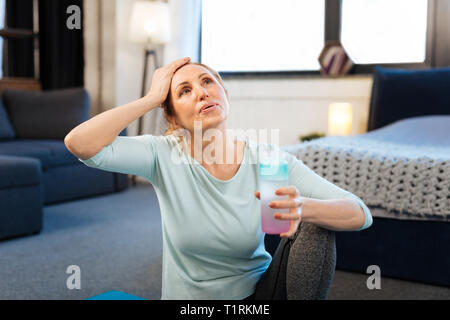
[283,116,450,218]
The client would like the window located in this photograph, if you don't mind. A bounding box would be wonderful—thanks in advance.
[201,0,325,73]
[201,0,436,75]
[341,0,428,64]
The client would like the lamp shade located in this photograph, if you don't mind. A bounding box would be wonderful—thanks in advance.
[328,103,353,136]
[129,1,171,44]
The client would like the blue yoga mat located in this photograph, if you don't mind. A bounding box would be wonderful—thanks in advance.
[87,290,146,300]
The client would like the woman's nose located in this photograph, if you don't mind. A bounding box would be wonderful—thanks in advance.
[195,86,209,99]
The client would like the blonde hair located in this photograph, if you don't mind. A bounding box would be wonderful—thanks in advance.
[161,62,229,136]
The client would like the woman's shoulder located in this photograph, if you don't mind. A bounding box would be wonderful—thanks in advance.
[245,139,282,164]
[245,139,300,166]
[136,134,179,147]
[246,139,290,156]
[120,134,180,160]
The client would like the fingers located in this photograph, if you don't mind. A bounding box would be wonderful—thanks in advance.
[170,57,191,71]
[280,229,296,238]
[275,186,299,197]
[269,198,303,209]
[280,221,298,238]
[256,186,300,202]
[273,212,301,221]
[171,57,190,65]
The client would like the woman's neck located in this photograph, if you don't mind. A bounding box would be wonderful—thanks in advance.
[187,125,241,167]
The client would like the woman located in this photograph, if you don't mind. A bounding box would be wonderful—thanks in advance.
[65,57,373,300]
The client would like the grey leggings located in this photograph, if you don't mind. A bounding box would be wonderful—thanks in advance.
[244,222,336,300]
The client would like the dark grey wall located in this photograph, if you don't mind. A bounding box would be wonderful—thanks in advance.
[434,0,450,67]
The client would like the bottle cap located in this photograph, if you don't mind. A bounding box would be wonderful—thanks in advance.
[259,162,288,180]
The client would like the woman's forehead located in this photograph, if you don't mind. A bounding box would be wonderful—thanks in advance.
[172,64,212,87]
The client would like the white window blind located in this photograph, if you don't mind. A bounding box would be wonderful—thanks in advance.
[201,0,325,72]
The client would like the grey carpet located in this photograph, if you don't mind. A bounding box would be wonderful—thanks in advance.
[0,179,449,300]
[0,178,162,300]
[328,270,450,300]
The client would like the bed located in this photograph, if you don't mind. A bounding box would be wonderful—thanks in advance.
[283,67,450,287]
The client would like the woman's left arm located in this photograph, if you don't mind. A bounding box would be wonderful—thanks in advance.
[300,197,367,232]
[287,153,373,232]
[256,153,373,237]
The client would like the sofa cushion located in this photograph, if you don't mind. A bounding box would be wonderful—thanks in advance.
[368,67,450,131]
[31,140,79,167]
[0,155,41,189]
[2,87,90,139]
[0,140,52,170]
[0,139,79,170]
[0,97,16,140]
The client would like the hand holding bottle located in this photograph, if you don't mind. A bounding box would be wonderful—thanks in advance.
[254,185,304,238]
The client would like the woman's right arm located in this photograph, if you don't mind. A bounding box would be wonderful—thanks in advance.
[64,57,191,160]
[64,94,161,160]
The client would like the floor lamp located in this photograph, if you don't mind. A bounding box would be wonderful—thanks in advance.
[137,48,159,137]
[132,49,159,186]
[129,1,171,186]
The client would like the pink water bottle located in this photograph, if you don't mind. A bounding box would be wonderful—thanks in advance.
[259,159,290,234]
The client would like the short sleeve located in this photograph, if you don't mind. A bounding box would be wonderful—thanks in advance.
[78,135,158,182]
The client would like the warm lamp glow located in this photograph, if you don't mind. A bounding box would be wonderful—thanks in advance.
[129,1,171,44]
[328,103,353,136]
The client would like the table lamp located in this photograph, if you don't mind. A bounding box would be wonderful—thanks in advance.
[328,103,353,136]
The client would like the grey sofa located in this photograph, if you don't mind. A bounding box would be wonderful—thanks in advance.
[0,88,128,241]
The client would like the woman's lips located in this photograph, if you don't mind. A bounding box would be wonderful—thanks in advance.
[200,104,218,114]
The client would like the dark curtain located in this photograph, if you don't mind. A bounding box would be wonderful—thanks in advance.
[4,0,84,90]
[4,0,34,78]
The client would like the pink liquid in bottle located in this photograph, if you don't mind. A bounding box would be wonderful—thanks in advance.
[259,160,290,234]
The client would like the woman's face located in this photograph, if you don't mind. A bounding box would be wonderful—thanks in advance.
[168,64,230,134]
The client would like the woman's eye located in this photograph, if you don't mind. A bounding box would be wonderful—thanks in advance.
[180,88,190,96]
[179,79,212,97]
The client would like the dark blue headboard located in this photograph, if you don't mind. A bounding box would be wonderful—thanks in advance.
[368,67,450,131]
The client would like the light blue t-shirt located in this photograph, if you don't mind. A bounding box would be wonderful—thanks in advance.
[78,134,372,300]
